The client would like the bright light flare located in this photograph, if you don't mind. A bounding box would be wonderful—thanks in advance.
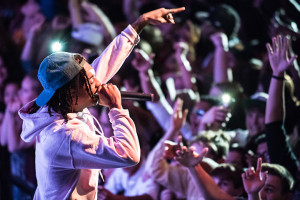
[221,93,231,106]
[51,41,63,52]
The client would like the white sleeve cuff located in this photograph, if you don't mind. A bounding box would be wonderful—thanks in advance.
[122,25,140,45]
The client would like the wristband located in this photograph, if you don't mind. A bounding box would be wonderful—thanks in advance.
[272,75,284,81]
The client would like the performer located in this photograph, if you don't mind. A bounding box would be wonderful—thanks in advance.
[18,7,185,200]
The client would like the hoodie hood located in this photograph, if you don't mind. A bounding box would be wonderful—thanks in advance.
[19,100,63,142]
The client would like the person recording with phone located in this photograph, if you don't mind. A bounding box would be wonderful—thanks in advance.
[17,7,185,200]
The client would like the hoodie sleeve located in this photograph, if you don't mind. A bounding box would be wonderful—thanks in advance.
[68,108,140,169]
[93,25,140,84]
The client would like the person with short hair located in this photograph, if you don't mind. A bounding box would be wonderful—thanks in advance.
[260,163,294,200]
[210,163,245,197]
[225,144,247,169]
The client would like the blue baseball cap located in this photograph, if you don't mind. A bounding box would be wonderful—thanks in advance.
[36,52,86,106]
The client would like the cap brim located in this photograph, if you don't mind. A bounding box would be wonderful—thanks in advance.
[36,89,56,107]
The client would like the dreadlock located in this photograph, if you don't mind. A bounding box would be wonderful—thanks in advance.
[28,60,95,122]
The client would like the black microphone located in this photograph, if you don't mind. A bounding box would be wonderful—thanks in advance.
[94,91,154,102]
[121,91,154,101]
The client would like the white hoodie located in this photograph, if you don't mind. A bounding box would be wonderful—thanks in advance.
[18,25,140,200]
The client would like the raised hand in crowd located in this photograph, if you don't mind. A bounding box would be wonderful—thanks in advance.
[81,1,117,41]
[174,41,190,58]
[198,106,230,131]
[173,41,198,91]
[21,18,45,60]
[242,158,267,200]
[173,141,234,200]
[164,139,182,160]
[210,32,233,83]
[131,48,161,102]
[266,35,297,77]
[265,34,297,124]
[210,32,229,51]
[173,136,208,167]
[21,0,45,40]
[163,98,188,160]
[132,48,155,73]
[51,14,71,31]
[163,98,188,141]
[26,15,45,40]
[264,35,299,179]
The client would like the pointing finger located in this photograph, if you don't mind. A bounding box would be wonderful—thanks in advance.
[256,157,262,173]
[169,7,185,14]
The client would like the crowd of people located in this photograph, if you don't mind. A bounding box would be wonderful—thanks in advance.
[0,0,300,199]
